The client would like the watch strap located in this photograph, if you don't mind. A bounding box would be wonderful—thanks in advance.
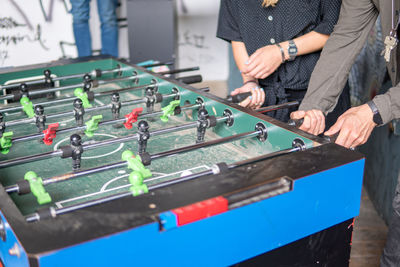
[367,100,383,125]
[288,40,298,61]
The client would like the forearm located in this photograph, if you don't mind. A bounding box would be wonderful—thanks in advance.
[299,0,378,113]
[279,31,329,61]
[231,41,256,83]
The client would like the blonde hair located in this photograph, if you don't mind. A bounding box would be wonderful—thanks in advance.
[262,0,279,7]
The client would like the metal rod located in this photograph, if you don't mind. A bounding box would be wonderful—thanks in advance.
[92,83,152,97]
[255,101,300,113]
[25,135,302,223]
[149,147,300,190]
[0,70,200,115]
[0,75,138,102]
[158,67,199,75]
[4,90,177,128]
[0,67,126,90]
[17,128,257,191]
[0,82,152,115]
[0,150,63,169]
[1,103,202,168]
[150,131,259,161]
[141,61,174,68]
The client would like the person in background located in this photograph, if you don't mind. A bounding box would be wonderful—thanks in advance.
[217,0,350,127]
[70,0,119,57]
[290,0,400,265]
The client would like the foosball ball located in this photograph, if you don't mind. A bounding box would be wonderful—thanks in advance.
[0,56,364,266]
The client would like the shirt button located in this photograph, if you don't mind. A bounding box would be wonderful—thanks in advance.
[268,15,273,21]
[270,38,276,44]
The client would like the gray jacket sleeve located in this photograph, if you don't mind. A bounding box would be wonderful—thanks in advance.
[299,0,379,113]
[373,82,400,124]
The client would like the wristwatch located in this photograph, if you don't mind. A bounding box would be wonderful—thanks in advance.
[288,40,298,61]
[367,100,383,126]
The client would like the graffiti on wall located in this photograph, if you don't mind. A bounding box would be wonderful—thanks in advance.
[0,0,75,67]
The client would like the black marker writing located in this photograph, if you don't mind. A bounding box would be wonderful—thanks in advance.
[0,17,25,29]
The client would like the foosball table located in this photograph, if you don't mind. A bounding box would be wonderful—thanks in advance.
[0,56,364,266]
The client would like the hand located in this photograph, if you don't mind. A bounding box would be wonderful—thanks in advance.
[290,109,325,135]
[231,82,265,109]
[325,104,376,148]
[242,45,283,79]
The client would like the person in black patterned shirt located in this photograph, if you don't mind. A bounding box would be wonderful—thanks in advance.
[217,0,350,125]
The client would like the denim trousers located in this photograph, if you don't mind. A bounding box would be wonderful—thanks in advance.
[70,0,119,57]
[381,175,400,267]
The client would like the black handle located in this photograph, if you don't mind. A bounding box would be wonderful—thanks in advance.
[176,75,203,84]
[159,67,200,75]
[228,92,252,103]
[288,118,339,143]
[288,118,304,128]
[198,87,210,93]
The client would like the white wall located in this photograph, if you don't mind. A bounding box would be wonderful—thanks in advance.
[176,0,229,81]
[0,0,76,67]
[0,0,229,82]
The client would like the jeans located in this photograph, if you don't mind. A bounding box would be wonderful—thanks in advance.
[381,177,400,267]
[70,0,119,57]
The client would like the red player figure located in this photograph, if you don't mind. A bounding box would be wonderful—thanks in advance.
[42,123,59,145]
[123,107,143,129]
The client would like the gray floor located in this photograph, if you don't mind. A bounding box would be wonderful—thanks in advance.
[350,188,388,267]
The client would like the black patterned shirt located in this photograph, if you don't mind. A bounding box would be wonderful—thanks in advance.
[217,0,342,90]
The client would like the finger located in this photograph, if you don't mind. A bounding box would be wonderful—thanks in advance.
[307,111,318,135]
[255,87,263,107]
[315,111,324,135]
[310,110,321,135]
[344,128,359,149]
[254,68,271,79]
[351,135,365,148]
[246,55,263,73]
[290,110,306,120]
[300,114,312,132]
[231,88,240,96]
[355,125,374,147]
[259,88,265,106]
[325,117,345,136]
[335,127,350,147]
[250,87,260,108]
[249,64,265,79]
[248,50,261,64]
[239,95,252,107]
[254,70,266,79]
[259,69,274,79]
[316,111,325,135]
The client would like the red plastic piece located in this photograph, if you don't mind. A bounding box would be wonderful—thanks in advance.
[123,107,143,129]
[42,123,59,145]
[172,196,228,226]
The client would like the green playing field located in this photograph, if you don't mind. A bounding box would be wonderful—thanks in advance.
[0,58,315,216]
